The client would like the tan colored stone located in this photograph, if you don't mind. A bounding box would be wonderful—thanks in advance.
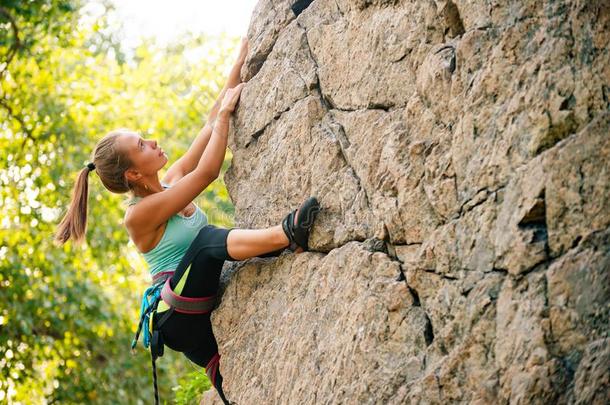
[234,21,318,147]
[544,113,610,258]
[573,338,610,405]
[547,228,610,358]
[240,0,296,81]
[211,243,429,404]
[226,95,376,250]
[492,157,548,275]
[205,0,610,403]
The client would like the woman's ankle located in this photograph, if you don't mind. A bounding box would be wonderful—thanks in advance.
[274,224,290,247]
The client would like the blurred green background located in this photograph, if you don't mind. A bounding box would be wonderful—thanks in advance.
[0,0,240,403]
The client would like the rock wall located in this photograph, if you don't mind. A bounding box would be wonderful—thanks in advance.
[202,1,609,403]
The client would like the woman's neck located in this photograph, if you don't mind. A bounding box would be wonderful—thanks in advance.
[132,178,164,198]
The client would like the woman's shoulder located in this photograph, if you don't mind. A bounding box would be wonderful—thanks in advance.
[124,206,166,253]
[123,182,170,227]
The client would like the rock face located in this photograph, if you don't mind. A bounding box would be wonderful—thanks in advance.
[203,1,609,403]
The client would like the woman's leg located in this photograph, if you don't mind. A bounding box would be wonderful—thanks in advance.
[167,224,288,298]
[226,196,321,260]
[184,343,230,405]
[159,311,231,404]
[226,225,290,261]
[159,241,232,404]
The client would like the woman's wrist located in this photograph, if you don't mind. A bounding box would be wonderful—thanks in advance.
[234,55,246,67]
[216,110,231,122]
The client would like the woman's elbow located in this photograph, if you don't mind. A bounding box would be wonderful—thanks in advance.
[203,168,220,184]
[209,167,220,181]
[193,166,218,185]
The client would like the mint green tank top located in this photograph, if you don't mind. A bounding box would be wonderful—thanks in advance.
[127,183,208,277]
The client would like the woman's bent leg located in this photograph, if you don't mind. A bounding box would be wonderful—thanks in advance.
[226,225,289,261]
[226,196,321,260]
[158,229,233,404]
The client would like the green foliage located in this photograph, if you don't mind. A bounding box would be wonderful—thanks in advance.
[172,368,212,405]
[0,1,237,403]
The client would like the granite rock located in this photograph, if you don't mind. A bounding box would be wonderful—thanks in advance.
[202,0,610,403]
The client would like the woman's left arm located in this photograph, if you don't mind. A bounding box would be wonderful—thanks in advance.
[163,39,248,184]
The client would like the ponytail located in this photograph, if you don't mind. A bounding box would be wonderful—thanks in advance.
[54,166,93,246]
[54,129,134,245]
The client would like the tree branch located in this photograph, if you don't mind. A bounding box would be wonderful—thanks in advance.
[0,6,21,80]
[0,97,35,151]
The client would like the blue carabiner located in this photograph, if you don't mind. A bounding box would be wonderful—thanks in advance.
[131,284,162,350]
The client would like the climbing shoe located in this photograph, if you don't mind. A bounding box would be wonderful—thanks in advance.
[281,196,321,252]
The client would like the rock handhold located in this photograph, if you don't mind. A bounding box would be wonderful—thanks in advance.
[290,0,314,16]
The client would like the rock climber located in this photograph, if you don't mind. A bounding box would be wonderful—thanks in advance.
[54,37,321,404]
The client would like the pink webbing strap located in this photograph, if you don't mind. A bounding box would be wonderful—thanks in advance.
[205,353,221,386]
[152,271,175,285]
[160,278,216,314]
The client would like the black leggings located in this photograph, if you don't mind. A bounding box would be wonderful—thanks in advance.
[153,225,236,404]
[153,224,283,404]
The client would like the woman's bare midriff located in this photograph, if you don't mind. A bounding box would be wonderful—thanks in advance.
[126,201,196,254]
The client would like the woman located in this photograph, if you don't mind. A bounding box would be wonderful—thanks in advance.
[54,38,321,404]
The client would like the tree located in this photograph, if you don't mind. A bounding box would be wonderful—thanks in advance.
[0,1,237,402]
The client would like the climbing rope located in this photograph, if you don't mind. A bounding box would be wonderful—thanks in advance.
[151,352,160,405]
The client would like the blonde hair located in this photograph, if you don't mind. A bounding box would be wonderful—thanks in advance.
[54,129,135,245]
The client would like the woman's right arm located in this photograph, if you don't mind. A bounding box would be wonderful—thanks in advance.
[128,84,244,232]
[161,39,248,182]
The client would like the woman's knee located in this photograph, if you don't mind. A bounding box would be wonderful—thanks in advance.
[194,225,236,261]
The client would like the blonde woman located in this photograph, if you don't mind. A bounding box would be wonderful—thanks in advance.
[55,39,321,404]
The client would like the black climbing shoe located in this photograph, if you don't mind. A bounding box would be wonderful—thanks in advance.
[281,197,321,252]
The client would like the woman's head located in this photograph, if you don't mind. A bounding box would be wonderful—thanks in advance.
[115,131,168,186]
[54,129,167,245]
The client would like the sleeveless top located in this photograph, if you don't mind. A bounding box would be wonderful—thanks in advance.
[126,183,208,278]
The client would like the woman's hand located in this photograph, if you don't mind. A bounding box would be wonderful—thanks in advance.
[205,40,248,123]
[219,83,245,115]
[235,37,248,65]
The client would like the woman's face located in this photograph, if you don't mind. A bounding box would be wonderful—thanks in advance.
[119,132,168,176]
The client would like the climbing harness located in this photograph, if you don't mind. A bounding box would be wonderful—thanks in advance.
[131,269,221,405]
